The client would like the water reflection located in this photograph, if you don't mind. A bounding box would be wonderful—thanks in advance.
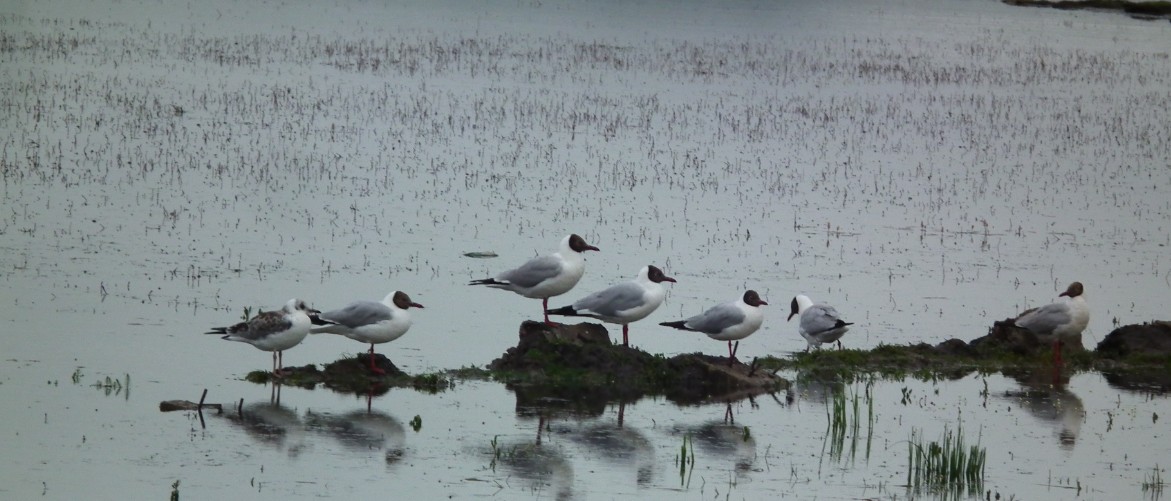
[686,419,757,474]
[563,403,655,486]
[304,407,407,465]
[1101,369,1171,396]
[512,386,609,444]
[666,403,757,478]
[1002,369,1084,450]
[221,386,306,457]
[492,438,575,501]
[788,373,845,406]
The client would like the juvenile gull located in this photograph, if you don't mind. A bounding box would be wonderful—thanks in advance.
[206,298,319,375]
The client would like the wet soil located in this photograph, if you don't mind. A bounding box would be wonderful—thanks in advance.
[1003,0,1171,20]
[759,320,1171,379]
[220,320,1169,401]
[488,321,788,405]
[243,354,452,394]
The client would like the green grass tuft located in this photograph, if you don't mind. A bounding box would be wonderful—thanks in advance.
[906,422,986,498]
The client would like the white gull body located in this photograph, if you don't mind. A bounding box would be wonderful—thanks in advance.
[789,294,852,351]
[206,298,318,374]
[660,290,768,360]
[469,234,599,324]
[1013,281,1089,364]
[548,265,676,346]
[311,291,424,374]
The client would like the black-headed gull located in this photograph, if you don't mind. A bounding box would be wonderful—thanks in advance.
[547,264,676,347]
[310,291,424,375]
[469,234,600,325]
[1012,281,1089,365]
[660,290,768,364]
[206,298,320,375]
[788,294,853,351]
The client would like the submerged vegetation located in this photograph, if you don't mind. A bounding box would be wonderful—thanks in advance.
[1143,465,1166,498]
[824,381,875,466]
[906,424,987,499]
[676,433,696,488]
[87,373,131,399]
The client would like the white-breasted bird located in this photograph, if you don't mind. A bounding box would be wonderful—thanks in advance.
[311,291,424,374]
[469,234,599,325]
[206,298,319,375]
[660,290,768,364]
[548,265,676,347]
[788,294,853,352]
[1012,281,1089,365]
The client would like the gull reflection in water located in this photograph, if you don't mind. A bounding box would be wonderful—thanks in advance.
[675,403,757,475]
[304,405,407,465]
[223,385,306,457]
[788,374,845,408]
[492,436,574,501]
[1002,369,1084,450]
[564,402,655,486]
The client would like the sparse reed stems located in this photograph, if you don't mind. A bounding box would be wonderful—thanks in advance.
[823,380,875,466]
[906,423,986,499]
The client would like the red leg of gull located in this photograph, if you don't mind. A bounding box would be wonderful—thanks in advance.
[1053,339,1064,366]
[622,324,629,347]
[369,344,386,375]
[542,299,557,326]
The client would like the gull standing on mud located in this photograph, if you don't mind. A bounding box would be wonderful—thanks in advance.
[469,234,600,325]
[547,265,676,347]
[310,291,424,375]
[206,298,320,375]
[789,294,853,351]
[660,290,768,364]
[1011,281,1089,365]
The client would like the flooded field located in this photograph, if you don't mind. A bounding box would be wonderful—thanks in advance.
[2,0,1170,498]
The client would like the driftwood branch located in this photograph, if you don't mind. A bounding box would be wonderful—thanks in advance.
[159,388,224,413]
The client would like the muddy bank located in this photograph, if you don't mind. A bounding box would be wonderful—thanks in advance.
[223,320,1169,397]
[244,354,454,394]
[1003,0,1171,20]
[488,321,788,405]
[761,319,1171,377]
[1095,320,1171,359]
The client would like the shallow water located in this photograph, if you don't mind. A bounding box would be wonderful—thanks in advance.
[5,366,1170,499]
[2,0,1170,498]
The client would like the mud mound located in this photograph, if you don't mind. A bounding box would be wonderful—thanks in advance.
[490,321,787,405]
[1096,320,1171,358]
[243,354,449,394]
[968,319,1086,358]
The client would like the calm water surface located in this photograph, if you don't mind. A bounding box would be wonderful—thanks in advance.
[1,0,1169,498]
